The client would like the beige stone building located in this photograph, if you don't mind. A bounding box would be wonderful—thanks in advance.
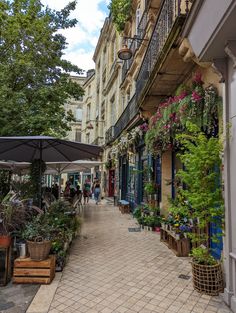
[65,75,85,143]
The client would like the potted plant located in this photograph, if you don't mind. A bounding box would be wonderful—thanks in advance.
[190,246,224,295]
[176,123,224,295]
[21,215,52,261]
[0,202,28,248]
[144,182,157,200]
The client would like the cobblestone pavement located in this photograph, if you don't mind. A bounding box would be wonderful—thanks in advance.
[48,200,232,313]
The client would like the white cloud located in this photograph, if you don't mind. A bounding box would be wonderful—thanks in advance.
[41,0,109,71]
[64,49,95,73]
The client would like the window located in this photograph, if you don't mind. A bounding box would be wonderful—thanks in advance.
[110,96,116,126]
[86,104,91,121]
[76,108,83,121]
[136,7,141,35]
[86,133,90,144]
[75,129,81,142]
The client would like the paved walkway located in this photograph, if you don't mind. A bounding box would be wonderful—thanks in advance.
[47,200,231,313]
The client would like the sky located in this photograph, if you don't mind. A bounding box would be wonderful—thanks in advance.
[41,0,110,74]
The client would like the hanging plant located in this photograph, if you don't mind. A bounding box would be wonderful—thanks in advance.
[145,73,221,155]
[108,0,132,33]
[30,159,46,204]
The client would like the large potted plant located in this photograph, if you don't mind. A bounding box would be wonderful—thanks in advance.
[22,214,52,261]
[176,123,224,295]
[0,201,28,247]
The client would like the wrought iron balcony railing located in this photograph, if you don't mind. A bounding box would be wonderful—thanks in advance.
[136,0,190,103]
[105,126,115,145]
[113,94,138,139]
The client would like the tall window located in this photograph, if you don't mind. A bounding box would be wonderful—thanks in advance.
[86,104,91,121]
[110,96,116,126]
[75,129,81,142]
[76,108,82,121]
[136,7,141,36]
[86,133,90,144]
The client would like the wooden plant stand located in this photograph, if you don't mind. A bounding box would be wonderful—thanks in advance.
[0,245,12,286]
[13,255,55,284]
[119,200,130,214]
[160,228,190,257]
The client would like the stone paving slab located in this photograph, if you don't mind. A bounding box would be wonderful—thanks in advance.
[0,282,39,313]
[46,200,232,313]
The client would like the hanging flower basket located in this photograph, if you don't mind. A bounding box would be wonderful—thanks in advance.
[191,261,224,296]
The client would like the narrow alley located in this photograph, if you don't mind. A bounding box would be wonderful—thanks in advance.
[45,200,231,313]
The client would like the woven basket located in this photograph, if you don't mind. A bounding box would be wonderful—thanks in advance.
[191,261,224,296]
[27,237,51,261]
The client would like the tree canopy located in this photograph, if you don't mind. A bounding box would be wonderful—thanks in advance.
[0,0,84,137]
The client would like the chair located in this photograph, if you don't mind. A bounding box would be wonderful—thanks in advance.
[72,193,83,214]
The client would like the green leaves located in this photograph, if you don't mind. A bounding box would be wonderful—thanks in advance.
[108,0,132,33]
[0,0,84,137]
[176,123,224,248]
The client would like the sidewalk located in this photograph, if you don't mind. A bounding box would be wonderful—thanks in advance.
[29,200,231,313]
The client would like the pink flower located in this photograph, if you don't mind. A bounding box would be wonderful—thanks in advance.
[140,123,149,132]
[191,91,202,102]
[193,72,204,85]
[163,124,171,130]
[178,91,188,100]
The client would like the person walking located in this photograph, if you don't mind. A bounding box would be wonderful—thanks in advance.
[83,178,91,204]
[94,180,101,205]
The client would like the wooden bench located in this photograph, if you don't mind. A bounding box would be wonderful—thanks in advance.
[118,200,130,214]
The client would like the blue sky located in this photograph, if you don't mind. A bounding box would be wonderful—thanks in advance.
[41,0,110,73]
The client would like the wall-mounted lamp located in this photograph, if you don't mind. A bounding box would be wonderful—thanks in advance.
[117,36,148,61]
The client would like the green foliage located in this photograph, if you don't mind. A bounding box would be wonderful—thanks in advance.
[0,0,84,137]
[144,182,156,195]
[191,247,217,266]
[145,74,221,155]
[0,170,12,201]
[108,0,132,33]
[176,123,224,255]
[30,159,46,204]
[21,214,52,240]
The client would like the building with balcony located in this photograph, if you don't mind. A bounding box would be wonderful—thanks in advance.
[92,17,123,198]
[180,1,236,311]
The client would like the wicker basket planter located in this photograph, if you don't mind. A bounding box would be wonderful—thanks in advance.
[27,237,51,261]
[191,261,224,296]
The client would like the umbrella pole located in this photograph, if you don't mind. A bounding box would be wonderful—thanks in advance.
[58,173,61,199]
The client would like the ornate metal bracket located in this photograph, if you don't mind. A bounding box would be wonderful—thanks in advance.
[213,58,227,83]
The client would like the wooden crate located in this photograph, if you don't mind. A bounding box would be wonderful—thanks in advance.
[13,255,55,284]
[160,229,190,257]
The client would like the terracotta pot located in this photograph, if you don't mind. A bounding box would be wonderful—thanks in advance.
[0,235,11,248]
